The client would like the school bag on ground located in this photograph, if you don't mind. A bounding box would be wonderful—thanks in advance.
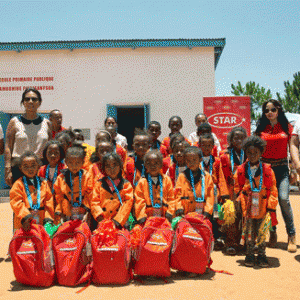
[133,217,174,277]
[52,219,92,286]
[9,223,55,287]
[170,212,214,274]
[91,219,131,285]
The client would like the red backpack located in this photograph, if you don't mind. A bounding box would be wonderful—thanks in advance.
[170,212,214,274]
[91,220,131,285]
[52,220,92,286]
[9,223,55,287]
[133,217,174,277]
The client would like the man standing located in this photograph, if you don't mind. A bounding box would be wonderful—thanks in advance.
[50,109,65,139]
[290,118,300,176]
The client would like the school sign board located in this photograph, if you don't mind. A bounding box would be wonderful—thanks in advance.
[203,96,251,149]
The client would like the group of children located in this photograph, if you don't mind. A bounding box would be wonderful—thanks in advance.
[10,114,278,269]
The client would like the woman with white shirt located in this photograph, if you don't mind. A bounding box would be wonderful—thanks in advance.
[4,88,51,186]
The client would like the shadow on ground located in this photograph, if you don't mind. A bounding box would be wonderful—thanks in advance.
[236,256,280,269]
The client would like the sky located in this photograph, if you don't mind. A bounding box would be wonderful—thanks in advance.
[0,0,299,98]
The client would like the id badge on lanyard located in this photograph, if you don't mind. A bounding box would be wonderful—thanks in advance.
[195,201,204,214]
[213,184,219,218]
[31,209,40,223]
[251,191,260,217]
[153,208,162,217]
[71,207,83,220]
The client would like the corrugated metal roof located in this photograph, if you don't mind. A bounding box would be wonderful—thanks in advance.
[0,38,226,69]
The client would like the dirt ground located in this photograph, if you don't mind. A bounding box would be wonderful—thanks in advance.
[0,196,299,300]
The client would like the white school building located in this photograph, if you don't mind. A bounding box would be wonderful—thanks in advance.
[0,38,225,189]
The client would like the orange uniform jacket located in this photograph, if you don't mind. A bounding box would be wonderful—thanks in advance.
[10,177,54,230]
[88,162,105,183]
[125,156,145,188]
[91,177,133,227]
[151,140,168,158]
[115,144,128,163]
[202,156,229,201]
[175,169,215,216]
[53,169,93,218]
[134,174,177,224]
[220,149,247,200]
[82,143,96,171]
[234,162,278,219]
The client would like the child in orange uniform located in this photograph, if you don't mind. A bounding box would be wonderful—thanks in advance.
[198,133,229,249]
[175,146,214,219]
[88,141,114,183]
[166,140,190,187]
[162,116,190,155]
[10,151,54,231]
[54,144,93,225]
[147,121,168,158]
[95,129,127,163]
[125,129,151,188]
[91,152,133,228]
[219,126,247,254]
[134,150,176,224]
[234,136,278,267]
[194,123,219,157]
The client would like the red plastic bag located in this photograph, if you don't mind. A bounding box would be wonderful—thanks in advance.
[9,223,55,287]
[91,220,131,285]
[170,212,214,274]
[133,217,174,277]
[52,219,92,286]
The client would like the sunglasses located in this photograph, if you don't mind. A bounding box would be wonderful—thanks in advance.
[265,108,277,113]
[24,97,39,102]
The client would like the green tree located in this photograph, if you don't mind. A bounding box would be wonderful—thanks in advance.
[277,72,300,113]
[231,81,272,121]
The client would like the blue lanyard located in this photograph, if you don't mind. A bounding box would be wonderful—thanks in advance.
[133,156,145,187]
[156,141,160,151]
[230,149,244,173]
[201,155,213,175]
[23,176,41,210]
[189,169,205,203]
[147,174,163,208]
[70,170,82,207]
[107,177,123,205]
[247,161,263,192]
[45,165,58,194]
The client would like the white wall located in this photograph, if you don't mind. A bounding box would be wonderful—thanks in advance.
[0,46,215,145]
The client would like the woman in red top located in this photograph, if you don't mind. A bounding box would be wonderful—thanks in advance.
[255,99,296,253]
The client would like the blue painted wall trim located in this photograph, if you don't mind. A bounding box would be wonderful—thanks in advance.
[0,38,226,69]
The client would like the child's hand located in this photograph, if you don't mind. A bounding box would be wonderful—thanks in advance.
[96,215,104,223]
[22,218,32,231]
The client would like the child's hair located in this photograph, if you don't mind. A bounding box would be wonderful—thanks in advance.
[168,116,183,127]
[42,140,65,164]
[144,149,163,164]
[18,151,41,169]
[242,135,266,154]
[73,129,84,141]
[55,131,72,146]
[102,152,123,176]
[133,128,150,142]
[198,133,215,145]
[195,113,207,122]
[184,146,203,160]
[197,123,212,134]
[65,143,86,160]
[90,141,113,163]
[96,130,112,142]
[173,140,190,151]
[170,133,185,150]
[227,126,247,147]
[148,121,161,130]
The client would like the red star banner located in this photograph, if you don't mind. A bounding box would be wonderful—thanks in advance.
[203,96,251,150]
